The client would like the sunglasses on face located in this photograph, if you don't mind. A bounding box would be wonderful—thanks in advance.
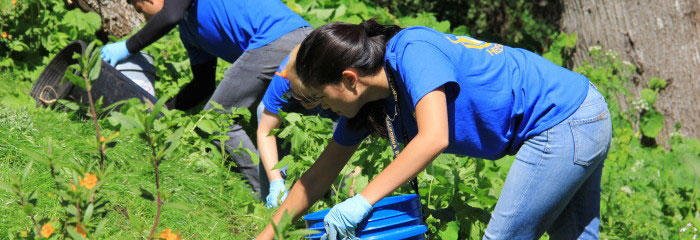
[289,91,323,104]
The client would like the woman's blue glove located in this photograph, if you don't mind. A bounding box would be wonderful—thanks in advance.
[265,179,289,208]
[100,41,131,66]
[320,194,372,240]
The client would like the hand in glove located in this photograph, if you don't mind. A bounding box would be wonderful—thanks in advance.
[100,41,131,66]
[320,194,372,240]
[265,179,289,208]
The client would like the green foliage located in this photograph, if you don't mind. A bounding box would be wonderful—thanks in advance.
[648,77,668,90]
[1,0,698,239]
[542,32,577,66]
[0,0,102,80]
[640,110,665,139]
[371,0,560,53]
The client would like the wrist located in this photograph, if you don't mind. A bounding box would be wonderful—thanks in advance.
[352,193,372,211]
[118,40,131,54]
[267,170,283,182]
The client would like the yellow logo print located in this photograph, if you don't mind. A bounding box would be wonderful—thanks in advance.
[446,36,504,56]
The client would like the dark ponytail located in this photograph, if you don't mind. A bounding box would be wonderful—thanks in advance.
[295,19,402,138]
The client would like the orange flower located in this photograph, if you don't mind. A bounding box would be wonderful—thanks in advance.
[11,0,15,4]
[71,184,77,191]
[40,223,54,238]
[99,136,105,143]
[159,228,181,240]
[1,32,6,38]
[79,173,98,189]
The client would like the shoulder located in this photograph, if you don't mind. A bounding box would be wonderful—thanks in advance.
[388,27,446,50]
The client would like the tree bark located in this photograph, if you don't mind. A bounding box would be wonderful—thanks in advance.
[72,0,144,38]
[560,0,700,141]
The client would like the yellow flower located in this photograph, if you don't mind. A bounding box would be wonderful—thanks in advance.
[75,222,87,238]
[159,228,181,240]
[79,173,98,189]
[20,230,28,237]
[99,136,105,143]
[40,223,54,238]
[1,32,6,38]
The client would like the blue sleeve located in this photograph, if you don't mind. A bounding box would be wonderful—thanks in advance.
[180,30,216,66]
[262,56,291,115]
[332,116,370,146]
[398,41,459,108]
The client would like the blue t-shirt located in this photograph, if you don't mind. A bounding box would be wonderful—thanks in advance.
[262,56,293,115]
[262,56,336,118]
[333,27,589,160]
[178,0,310,65]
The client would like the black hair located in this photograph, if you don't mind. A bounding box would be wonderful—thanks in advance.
[295,19,402,138]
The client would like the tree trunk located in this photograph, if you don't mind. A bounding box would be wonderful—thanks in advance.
[72,0,144,38]
[560,0,700,141]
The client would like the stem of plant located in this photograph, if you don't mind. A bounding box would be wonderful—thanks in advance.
[84,81,105,171]
[18,187,40,232]
[148,139,162,240]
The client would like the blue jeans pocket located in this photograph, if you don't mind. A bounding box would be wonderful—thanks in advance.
[569,106,611,166]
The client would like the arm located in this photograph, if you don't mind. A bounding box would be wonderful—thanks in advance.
[165,60,217,110]
[256,108,284,182]
[125,0,193,53]
[255,140,359,240]
[360,88,449,204]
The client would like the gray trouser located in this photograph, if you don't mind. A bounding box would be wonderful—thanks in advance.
[203,27,311,199]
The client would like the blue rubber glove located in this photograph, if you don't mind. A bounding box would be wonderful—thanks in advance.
[320,194,372,240]
[265,179,289,208]
[100,41,131,66]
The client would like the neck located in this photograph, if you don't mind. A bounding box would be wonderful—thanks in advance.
[360,68,391,104]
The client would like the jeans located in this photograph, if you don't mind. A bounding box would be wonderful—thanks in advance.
[203,26,312,199]
[484,83,612,240]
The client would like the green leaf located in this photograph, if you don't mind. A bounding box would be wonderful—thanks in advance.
[438,221,459,240]
[163,127,185,157]
[273,155,295,170]
[0,182,16,193]
[309,8,334,20]
[84,41,96,70]
[83,203,94,224]
[241,147,260,165]
[334,4,347,18]
[641,110,665,138]
[641,88,656,105]
[146,97,168,130]
[64,72,86,90]
[648,77,667,90]
[197,119,218,134]
[66,205,79,216]
[88,50,102,83]
[542,51,563,66]
[21,161,34,185]
[109,112,145,134]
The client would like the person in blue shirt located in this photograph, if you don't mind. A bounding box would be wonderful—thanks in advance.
[256,46,338,208]
[100,0,312,199]
[256,19,612,240]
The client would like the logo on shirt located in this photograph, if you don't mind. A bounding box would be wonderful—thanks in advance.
[445,36,503,56]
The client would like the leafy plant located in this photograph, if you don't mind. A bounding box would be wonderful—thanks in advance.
[0,0,102,80]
